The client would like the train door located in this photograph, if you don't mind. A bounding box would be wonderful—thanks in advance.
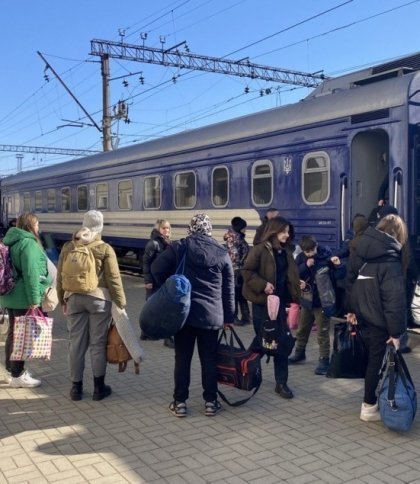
[350,129,389,221]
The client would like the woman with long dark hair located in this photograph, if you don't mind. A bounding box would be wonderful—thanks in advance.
[242,216,301,399]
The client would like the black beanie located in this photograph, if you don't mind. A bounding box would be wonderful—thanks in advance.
[231,216,247,233]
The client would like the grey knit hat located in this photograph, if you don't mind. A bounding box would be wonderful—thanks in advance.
[83,210,104,233]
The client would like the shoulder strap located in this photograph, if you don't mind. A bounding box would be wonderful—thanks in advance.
[217,382,261,407]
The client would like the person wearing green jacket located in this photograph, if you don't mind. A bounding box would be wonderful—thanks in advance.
[0,212,51,388]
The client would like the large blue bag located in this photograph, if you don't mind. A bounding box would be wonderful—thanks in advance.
[139,252,191,339]
[378,346,417,432]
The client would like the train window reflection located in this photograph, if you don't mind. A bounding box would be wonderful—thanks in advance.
[175,171,196,208]
[96,183,108,210]
[35,191,42,212]
[61,187,71,212]
[23,192,31,212]
[252,160,273,206]
[302,152,330,204]
[47,189,55,212]
[144,176,161,209]
[118,180,133,210]
[77,186,88,211]
[212,167,229,207]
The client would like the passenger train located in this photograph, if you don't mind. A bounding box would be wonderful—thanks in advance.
[1,52,420,269]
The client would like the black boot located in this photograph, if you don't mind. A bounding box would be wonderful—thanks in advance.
[314,357,330,375]
[239,301,251,324]
[92,376,112,401]
[275,383,294,399]
[288,349,306,364]
[70,381,83,401]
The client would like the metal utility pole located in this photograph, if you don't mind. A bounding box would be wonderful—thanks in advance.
[90,38,327,152]
[16,154,23,173]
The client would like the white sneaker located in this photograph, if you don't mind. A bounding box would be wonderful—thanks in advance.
[9,370,41,388]
[360,402,380,422]
[4,371,12,384]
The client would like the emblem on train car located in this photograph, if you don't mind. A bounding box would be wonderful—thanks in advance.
[283,156,292,175]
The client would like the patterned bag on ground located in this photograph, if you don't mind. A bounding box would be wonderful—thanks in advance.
[216,325,262,406]
[0,242,16,295]
[326,322,367,378]
[10,308,53,361]
[378,346,417,432]
[140,250,191,339]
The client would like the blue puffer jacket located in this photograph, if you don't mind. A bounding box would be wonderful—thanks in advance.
[151,233,235,329]
[0,227,51,309]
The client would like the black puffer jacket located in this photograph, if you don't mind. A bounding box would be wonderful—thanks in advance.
[346,226,406,337]
[142,229,170,285]
[151,233,235,329]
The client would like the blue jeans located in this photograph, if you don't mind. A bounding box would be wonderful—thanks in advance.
[252,303,288,385]
[173,324,220,403]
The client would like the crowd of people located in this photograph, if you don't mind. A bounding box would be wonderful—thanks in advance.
[0,204,418,422]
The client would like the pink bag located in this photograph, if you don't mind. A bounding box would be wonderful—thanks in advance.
[10,308,53,361]
[267,295,280,320]
[287,303,300,330]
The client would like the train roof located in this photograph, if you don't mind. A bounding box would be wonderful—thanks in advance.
[4,52,420,186]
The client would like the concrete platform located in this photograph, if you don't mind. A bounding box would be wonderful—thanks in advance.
[1,274,420,483]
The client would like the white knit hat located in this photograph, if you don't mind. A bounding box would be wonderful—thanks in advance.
[83,210,104,233]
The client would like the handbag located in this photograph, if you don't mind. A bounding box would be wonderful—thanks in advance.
[10,308,53,361]
[107,323,140,374]
[216,325,262,406]
[140,249,191,339]
[326,322,368,378]
[260,295,295,357]
[42,286,59,312]
[378,346,417,432]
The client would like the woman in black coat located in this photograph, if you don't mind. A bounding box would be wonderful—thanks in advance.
[152,213,235,418]
[346,214,408,422]
[141,219,173,346]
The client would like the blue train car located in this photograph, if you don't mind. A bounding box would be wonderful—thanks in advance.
[1,52,420,268]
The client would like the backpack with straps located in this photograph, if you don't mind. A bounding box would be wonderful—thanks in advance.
[61,240,104,293]
[0,242,16,296]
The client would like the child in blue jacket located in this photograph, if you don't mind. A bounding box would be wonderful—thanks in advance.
[289,235,345,375]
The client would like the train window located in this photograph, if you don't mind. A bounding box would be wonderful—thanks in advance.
[302,152,330,204]
[35,191,42,212]
[174,171,196,209]
[23,192,31,212]
[61,187,71,212]
[96,183,109,210]
[252,161,273,206]
[212,167,229,207]
[47,189,55,212]
[118,180,133,210]
[77,185,88,211]
[144,176,161,209]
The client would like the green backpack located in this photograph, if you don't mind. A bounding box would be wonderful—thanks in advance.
[61,241,103,293]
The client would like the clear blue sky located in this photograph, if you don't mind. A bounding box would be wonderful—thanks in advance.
[1,0,420,175]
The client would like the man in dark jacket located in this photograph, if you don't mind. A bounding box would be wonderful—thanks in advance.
[152,213,235,418]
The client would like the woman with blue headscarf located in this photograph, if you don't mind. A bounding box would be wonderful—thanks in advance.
[152,213,235,418]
